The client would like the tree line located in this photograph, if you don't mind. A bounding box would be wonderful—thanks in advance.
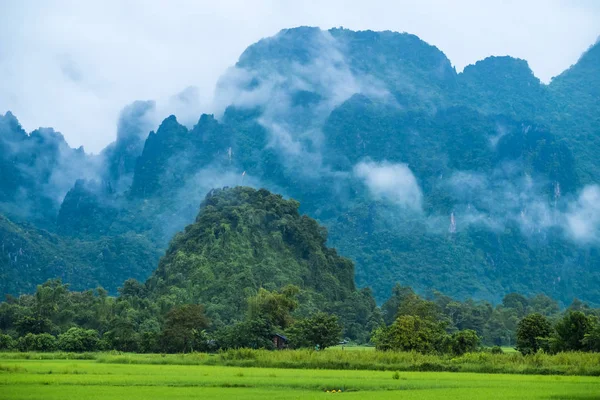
[0,279,599,354]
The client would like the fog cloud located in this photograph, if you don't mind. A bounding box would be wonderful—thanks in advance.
[0,0,598,152]
[565,185,600,243]
[354,160,423,211]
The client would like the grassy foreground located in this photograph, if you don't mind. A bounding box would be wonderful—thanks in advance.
[3,348,598,376]
[2,358,600,400]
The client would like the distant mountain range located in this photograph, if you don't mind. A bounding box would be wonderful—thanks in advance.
[1,27,599,305]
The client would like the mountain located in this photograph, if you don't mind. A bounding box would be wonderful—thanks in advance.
[1,27,600,307]
[0,213,160,295]
[547,41,600,183]
[145,186,378,338]
[0,112,97,228]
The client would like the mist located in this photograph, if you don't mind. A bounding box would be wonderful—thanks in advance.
[1,0,599,153]
[354,161,423,211]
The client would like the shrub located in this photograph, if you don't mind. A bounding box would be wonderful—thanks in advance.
[449,330,480,356]
[58,328,99,352]
[16,333,57,352]
[0,334,14,350]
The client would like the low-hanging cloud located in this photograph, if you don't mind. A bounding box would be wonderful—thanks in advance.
[2,0,597,153]
[565,185,600,244]
[354,160,423,211]
[439,167,600,244]
[214,29,391,180]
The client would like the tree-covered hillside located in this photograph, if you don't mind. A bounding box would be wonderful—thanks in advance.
[146,186,378,337]
[0,213,160,295]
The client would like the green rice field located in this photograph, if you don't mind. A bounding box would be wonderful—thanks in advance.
[1,357,599,399]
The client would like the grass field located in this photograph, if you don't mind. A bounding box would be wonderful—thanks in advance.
[2,349,600,376]
[1,358,599,400]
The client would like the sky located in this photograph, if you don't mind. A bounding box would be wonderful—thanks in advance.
[0,0,599,153]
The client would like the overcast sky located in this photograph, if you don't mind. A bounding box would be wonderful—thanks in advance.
[1,0,599,153]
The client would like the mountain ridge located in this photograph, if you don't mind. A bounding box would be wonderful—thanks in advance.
[1,26,599,306]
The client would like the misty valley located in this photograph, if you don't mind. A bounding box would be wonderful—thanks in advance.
[2,26,600,399]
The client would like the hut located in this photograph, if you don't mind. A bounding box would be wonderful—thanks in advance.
[272,333,288,349]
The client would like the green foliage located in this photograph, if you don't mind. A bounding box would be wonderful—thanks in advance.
[582,324,600,352]
[0,214,161,296]
[552,311,597,352]
[516,314,553,355]
[448,329,480,356]
[215,317,275,350]
[0,333,14,350]
[146,187,374,340]
[16,333,57,352]
[372,315,447,353]
[57,328,99,352]
[286,312,342,349]
[160,304,210,353]
[247,286,299,329]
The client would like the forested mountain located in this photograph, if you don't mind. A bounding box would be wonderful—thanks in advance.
[1,27,599,306]
[0,213,159,295]
[145,186,378,338]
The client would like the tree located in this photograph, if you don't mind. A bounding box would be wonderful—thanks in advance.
[286,312,342,349]
[553,311,595,352]
[118,279,147,299]
[582,322,600,352]
[382,284,415,324]
[138,318,161,353]
[516,314,552,355]
[0,333,14,350]
[247,286,299,330]
[15,314,55,336]
[160,304,210,353]
[372,315,447,353]
[382,285,440,325]
[215,317,274,350]
[448,329,480,355]
[58,328,99,352]
[16,333,57,352]
[502,293,529,317]
[103,317,139,352]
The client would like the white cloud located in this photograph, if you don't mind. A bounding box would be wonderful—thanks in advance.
[354,161,423,210]
[565,185,600,243]
[0,0,598,152]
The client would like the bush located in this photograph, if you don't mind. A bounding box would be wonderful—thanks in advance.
[58,328,99,352]
[286,312,342,350]
[449,330,480,356]
[372,315,447,353]
[16,333,57,352]
[214,318,274,350]
[0,333,14,350]
[491,346,504,354]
